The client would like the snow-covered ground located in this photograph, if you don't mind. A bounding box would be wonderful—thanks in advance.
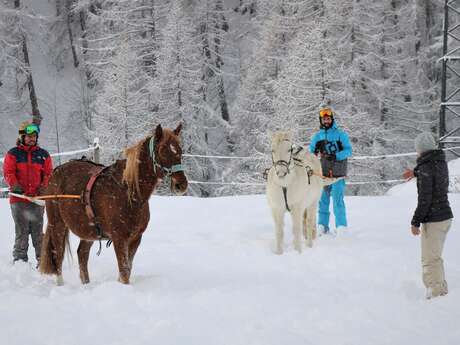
[1,174,459,344]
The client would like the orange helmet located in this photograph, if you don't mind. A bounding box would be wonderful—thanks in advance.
[318,104,334,129]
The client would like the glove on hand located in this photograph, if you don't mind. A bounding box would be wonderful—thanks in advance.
[37,186,47,196]
[11,184,24,194]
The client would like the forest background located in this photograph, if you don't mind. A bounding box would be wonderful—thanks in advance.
[0,0,451,196]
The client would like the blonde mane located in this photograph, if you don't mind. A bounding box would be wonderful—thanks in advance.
[122,138,148,201]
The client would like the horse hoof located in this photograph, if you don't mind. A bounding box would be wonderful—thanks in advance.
[80,273,90,284]
[294,242,302,253]
[274,246,283,255]
[56,275,64,286]
[118,277,130,284]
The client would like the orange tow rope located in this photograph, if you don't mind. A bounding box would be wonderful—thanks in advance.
[32,194,81,200]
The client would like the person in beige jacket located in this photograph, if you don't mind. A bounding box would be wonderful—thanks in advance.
[404,132,453,299]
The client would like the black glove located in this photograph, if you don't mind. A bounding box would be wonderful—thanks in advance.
[322,153,336,161]
[37,185,47,196]
[10,184,24,194]
[314,140,327,155]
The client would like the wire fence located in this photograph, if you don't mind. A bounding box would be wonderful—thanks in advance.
[1,142,460,193]
[0,139,99,194]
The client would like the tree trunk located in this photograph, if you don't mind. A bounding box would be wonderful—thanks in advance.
[213,0,231,160]
[66,0,79,68]
[56,0,62,16]
[15,0,41,123]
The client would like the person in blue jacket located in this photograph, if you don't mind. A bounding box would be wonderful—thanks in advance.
[309,104,352,235]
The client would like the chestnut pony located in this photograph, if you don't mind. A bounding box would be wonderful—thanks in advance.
[39,124,187,285]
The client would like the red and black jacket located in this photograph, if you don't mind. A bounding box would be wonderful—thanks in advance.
[3,144,53,203]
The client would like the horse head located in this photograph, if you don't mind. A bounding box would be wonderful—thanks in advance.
[271,131,295,179]
[152,123,188,195]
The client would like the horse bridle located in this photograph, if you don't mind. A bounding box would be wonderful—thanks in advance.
[148,137,184,176]
[272,140,303,177]
[270,141,314,212]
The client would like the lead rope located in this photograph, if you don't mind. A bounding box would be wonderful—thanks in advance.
[282,187,290,212]
[96,235,112,256]
[305,166,313,184]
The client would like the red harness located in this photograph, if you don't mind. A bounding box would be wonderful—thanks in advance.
[84,165,111,254]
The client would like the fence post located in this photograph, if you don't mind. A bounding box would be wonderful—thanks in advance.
[93,138,100,164]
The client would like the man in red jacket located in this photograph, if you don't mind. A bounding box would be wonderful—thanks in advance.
[3,121,53,265]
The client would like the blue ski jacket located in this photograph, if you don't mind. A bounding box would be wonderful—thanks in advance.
[309,122,352,177]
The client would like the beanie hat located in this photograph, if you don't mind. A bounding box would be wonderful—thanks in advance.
[414,132,437,154]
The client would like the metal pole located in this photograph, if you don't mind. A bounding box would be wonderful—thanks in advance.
[439,0,449,148]
[93,137,100,164]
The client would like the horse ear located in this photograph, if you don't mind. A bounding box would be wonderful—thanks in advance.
[155,124,163,142]
[173,123,182,136]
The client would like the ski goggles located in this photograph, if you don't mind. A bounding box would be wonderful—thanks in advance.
[319,108,333,117]
[24,124,40,135]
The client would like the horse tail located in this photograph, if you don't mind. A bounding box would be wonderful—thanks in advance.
[39,199,70,275]
[39,225,57,274]
[65,231,73,263]
[39,222,71,276]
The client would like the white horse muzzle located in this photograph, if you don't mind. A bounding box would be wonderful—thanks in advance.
[274,160,290,178]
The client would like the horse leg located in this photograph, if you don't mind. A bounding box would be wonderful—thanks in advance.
[307,204,317,244]
[39,202,68,286]
[302,208,314,247]
[113,238,130,284]
[128,235,142,272]
[304,205,316,248]
[271,208,285,255]
[77,240,93,284]
[302,208,308,241]
[291,207,303,253]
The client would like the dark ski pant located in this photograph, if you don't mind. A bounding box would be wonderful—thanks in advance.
[10,202,44,263]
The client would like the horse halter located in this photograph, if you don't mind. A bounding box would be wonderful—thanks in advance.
[148,137,184,176]
[272,139,296,178]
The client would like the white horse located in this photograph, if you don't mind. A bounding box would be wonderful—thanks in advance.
[266,131,338,254]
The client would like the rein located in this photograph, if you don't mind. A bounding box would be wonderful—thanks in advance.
[148,137,184,176]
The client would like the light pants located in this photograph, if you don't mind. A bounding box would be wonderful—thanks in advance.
[421,219,452,297]
[318,179,347,228]
[10,202,44,262]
